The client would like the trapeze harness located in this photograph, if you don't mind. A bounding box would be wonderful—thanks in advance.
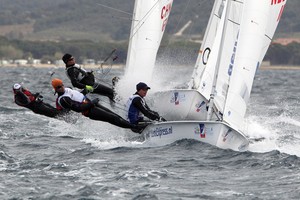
[65,64,95,86]
[126,94,145,124]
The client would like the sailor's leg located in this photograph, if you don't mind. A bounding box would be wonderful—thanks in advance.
[95,102,118,114]
[92,82,114,100]
[88,107,133,129]
[32,102,60,118]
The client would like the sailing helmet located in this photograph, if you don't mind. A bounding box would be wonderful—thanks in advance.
[51,78,63,89]
[13,83,22,90]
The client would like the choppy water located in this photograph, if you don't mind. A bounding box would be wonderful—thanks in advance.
[1,66,300,199]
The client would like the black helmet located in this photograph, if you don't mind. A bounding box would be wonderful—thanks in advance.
[62,53,73,64]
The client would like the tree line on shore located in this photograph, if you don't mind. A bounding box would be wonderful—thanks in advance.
[0,36,300,66]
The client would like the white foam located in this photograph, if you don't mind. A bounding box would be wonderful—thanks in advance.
[245,114,300,157]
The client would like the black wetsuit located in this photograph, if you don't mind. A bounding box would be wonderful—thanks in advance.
[14,90,61,118]
[56,89,135,129]
[65,64,114,100]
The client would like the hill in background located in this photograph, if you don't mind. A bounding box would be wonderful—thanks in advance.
[0,0,299,42]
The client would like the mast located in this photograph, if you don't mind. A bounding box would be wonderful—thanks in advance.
[206,0,232,121]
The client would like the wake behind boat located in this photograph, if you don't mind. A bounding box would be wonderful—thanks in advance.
[133,0,286,151]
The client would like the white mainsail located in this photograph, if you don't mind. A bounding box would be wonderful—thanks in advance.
[125,0,173,84]
[198,0,244,116]
[222,0,287,131]
[188,0,226,90]
[116,0,173,100]
[139,0,286,151]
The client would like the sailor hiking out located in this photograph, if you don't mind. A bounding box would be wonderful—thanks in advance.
[52,78,145,132]
[62,53,115,102]
[13,83,62,118]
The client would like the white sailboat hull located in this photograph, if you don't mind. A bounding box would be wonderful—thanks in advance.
[152,89,209,121]
[142,121,249,152]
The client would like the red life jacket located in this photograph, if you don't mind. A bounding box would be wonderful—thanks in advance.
[22,89,36,102]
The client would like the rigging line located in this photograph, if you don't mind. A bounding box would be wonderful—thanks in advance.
[161,0,193,52]
[95,3,132,16]
[92,49,119,86]
[172,0,211,46]
[92,79,113,88]
[111,15,136,21]
[105,102,127,113]
[129,0,161,40]
[182,19,195,51]
[96,98,129,114]
[36,71,57,95]
[99,49,117,75]
[92,74,115,88]
[264,34,272,41]
[162,0,211,63]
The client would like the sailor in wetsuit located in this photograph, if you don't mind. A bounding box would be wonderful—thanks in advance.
[62,53,115,102]
[126,82,166,125]
[13,83,61,118]
[51,78,145,132]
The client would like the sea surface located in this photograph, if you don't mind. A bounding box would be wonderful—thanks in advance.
[1,66,300,199]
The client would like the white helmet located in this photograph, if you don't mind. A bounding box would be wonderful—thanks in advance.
[13,83,22,90]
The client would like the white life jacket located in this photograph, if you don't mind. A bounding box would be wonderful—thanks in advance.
[65,64,87,82]
[126,94,145,123]
[57,88,86,109]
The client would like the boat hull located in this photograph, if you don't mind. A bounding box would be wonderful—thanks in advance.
[152,89,209,121]
[142,121,249,151]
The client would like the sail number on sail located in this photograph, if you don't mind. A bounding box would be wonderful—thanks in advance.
[161,1,172,31]
[271,0,285,5]
[271,0,286,22]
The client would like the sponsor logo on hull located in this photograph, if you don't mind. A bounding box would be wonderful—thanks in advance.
[195,101,206,112]
[170,92,185,105]
[194,124,206,138]
[222,129,233,142]
[151,126,173,138]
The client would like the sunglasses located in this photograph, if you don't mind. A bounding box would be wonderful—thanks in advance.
[55,85,64,89]
[68,57,74,62]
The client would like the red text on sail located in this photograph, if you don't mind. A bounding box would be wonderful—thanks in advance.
[161,1,172,31]
[271,0,285,5]
[271,0,286,22]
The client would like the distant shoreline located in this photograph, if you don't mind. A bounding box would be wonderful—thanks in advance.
[1,64,300,70]
[259,65,300,70]
[0,63,124,69]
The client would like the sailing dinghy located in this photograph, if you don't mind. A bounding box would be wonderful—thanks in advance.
[141,0,287,151]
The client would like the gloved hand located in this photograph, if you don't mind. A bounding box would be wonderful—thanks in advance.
[35,95,43,103]
[112,76,120,87]
[159,116,167,122]
[91,98,99,106]
[85,85,94,93]
[152,111,160,119]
